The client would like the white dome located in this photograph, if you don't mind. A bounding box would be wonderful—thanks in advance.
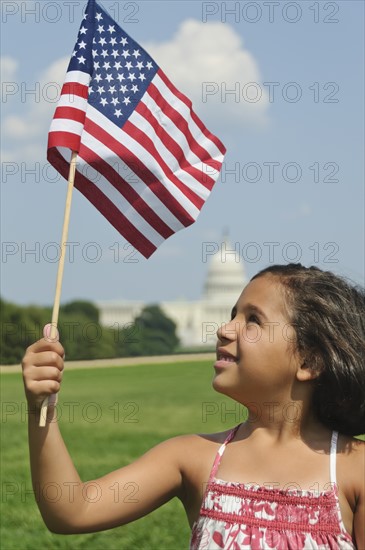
[203,237,247,303]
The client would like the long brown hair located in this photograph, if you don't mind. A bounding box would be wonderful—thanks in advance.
[252,264,365,436]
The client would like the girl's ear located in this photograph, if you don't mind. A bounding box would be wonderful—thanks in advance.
[296,360,321,382]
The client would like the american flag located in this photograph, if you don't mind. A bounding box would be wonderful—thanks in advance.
[48,0,226,258]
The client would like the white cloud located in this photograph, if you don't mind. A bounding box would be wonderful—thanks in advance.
[34,56,70,119]
[2,115,31,139]
[144,20,269,128]
[1,56,19,82]
[1,56,20,106]
[1,56,69,160]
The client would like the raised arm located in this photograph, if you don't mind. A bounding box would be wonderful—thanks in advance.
[22,330,185,534]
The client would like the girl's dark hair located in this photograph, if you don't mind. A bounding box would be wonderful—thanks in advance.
[252,264,365,436]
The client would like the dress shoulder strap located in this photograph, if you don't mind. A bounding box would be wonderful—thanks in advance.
[330,430,338,486]
[207,424,241,484]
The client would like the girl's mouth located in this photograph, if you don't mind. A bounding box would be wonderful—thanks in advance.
[215,349,238,368]
[217,348,237,363]
[217,354,236,362]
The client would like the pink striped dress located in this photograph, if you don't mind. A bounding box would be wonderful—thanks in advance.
[190,425,356,550]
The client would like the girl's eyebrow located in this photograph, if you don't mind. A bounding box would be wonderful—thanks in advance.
[243,303,268,321]
[230,303,268,321]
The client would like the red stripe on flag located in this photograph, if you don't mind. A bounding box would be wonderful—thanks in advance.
[135,101,216,190]
[53,106,86,123]
[123,120,204,209]
[78,142,175,239]
[48,148,157,258]
[147,82,215,167]
[157,69,226,156]
[84,117,195,227]
[48,132,81,152]
[61,82,89,99]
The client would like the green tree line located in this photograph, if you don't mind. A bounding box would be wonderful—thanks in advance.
[0,298,179,365]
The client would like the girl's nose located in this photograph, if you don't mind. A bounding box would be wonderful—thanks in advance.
[217,320,238,342]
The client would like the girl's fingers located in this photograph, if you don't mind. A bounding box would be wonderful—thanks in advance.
[27,366,63,382]
[23,364,63,398]
[22,326,65,409]
[22,354,63,389]
[25,341,65,359]
[26,379,62,399]
[23,366,63,407]
[25,350,64,370]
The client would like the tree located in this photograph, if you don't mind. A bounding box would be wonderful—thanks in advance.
[116,305,179,357]
[0,299,50,364]
[1,299,180,364]
[61,300,99,323]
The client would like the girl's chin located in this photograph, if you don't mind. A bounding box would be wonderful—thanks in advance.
[212,375,232,395]
[212,375,245,404]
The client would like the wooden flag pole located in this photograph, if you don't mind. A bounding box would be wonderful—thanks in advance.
[39,150,78,427]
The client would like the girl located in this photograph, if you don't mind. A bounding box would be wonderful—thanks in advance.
[22,263,365,549]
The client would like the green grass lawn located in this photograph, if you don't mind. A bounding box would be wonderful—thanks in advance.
[1,360,246,550]
[1,360,363,550]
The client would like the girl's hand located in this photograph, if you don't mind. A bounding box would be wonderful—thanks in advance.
[22,324,65,410]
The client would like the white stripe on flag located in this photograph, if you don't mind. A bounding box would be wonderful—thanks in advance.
[81,131,186,233]
[64,70,91,86]
[129,109,210,201]
[139,91,214,183]
[56,95,88,111]
[49,119,84,135]
[153,73,225,162]
[58,144,165,248]
[87,106,200,219]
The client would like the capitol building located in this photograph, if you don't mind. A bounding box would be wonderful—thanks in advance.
[98,238,247,348]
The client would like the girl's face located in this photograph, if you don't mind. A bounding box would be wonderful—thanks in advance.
[213,275,302,405]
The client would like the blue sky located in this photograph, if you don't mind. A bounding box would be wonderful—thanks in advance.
[1,0,364,306]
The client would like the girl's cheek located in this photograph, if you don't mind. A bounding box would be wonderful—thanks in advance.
[243,325,262,342]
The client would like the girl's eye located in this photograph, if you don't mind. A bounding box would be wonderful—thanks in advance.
[247,314,260,325]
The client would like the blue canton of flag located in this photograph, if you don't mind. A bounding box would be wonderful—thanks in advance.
[48,0,226,258]
[68,5,158,126]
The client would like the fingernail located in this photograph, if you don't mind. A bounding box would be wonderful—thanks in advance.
[43,323,59,341]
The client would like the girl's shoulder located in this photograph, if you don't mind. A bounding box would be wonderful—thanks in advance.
[337,433,365,462]
[165,429,235,511]
[161,428,235,473]
[337,436,365,547]
[337,434,365,500]
[165,428,234,451]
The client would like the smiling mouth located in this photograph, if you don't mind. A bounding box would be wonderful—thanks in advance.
[216,348,238,363]
[217,354,236,362]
